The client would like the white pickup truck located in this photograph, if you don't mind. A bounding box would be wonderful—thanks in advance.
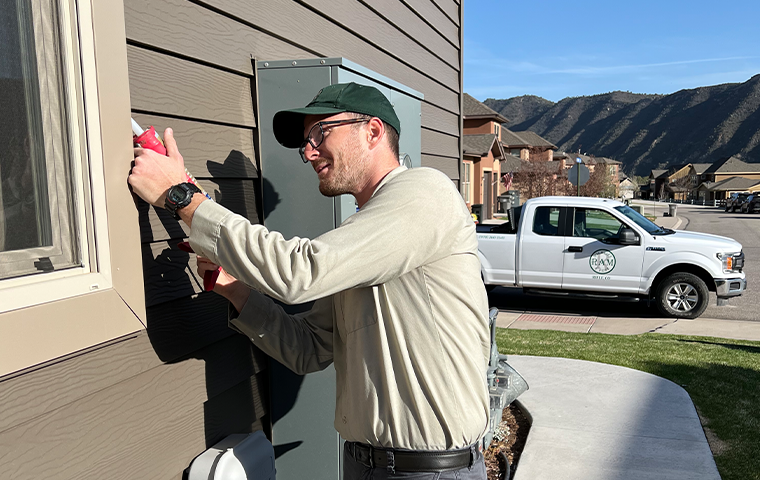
[477,196,747,318]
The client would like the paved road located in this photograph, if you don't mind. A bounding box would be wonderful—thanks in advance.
[677,203,757,322]
[487,201,758,322]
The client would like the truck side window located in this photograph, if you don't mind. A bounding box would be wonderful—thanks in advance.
[573,208,623,241]
[532,207,560,236]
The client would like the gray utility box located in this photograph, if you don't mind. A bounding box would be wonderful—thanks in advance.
[256,58,423,480]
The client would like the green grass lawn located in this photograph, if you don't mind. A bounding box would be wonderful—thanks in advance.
[495,329,760,480]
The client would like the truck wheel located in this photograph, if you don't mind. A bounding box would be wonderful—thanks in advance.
[656,273,709,319]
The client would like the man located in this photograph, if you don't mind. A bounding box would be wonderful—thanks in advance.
[129,82,490,479]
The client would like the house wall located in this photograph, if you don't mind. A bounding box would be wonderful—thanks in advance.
[470,153,501,219]
[715,173,760,182]
[0,0,464,479]
[463,118,496,135]
[528,148,553,162]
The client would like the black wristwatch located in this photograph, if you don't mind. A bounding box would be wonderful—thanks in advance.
[165,182,202,219]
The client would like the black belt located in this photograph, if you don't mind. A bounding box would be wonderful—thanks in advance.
[346,441,477,473]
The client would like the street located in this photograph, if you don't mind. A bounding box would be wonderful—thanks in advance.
[487,202,759,322]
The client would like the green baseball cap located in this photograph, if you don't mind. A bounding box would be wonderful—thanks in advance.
[273,82,401,148]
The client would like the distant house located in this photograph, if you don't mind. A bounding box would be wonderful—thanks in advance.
[501,129,556,162]
[696,176,760,202]
[463,93,508,219]
[646,164,691,201]
[701,155,760,183]
[689,163,712,187]
[693,155,760,201]
[593,157,622,196]
[462,133,506,217]
[618,174,637,201]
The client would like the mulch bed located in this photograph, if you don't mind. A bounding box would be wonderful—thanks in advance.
[483,402,530,480]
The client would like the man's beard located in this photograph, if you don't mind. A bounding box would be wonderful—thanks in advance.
[317,134,369,197]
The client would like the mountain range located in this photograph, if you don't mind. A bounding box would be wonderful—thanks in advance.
[483,75,760,175]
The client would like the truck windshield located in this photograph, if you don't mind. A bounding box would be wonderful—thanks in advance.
[614,205,664,234]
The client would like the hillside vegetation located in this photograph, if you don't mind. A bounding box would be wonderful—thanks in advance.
[483,75,760,175]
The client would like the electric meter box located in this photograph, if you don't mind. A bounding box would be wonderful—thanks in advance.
[256,58,423,480]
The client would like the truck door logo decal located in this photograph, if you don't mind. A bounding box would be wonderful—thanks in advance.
[590,249,616,274]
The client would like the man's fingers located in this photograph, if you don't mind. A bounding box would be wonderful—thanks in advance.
[163,128,179,159]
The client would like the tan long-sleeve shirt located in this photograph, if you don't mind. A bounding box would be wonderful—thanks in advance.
[189,166,490,450]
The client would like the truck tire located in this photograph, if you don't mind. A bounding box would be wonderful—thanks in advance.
[656,273,709,319]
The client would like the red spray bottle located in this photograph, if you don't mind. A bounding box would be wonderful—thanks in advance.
[132,118,221,291]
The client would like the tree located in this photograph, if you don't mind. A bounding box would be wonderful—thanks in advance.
[514,160,567,200]
[579,162,610,197]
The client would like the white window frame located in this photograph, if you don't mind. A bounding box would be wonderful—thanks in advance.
[462,161,472,204]
[0,0,112,314]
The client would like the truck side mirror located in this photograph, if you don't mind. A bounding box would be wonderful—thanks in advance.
[619,227,639,245]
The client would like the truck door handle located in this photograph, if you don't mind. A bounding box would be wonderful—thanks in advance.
[568,246,583,252]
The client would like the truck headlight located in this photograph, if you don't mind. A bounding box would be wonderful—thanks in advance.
[717,252,743,273]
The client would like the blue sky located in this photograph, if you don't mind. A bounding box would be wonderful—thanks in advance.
[464,1,760,102]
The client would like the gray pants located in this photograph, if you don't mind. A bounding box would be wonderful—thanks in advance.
[342,443,487,480]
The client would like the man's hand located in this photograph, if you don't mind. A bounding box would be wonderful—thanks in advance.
[128,128,188,208]
[197,257,251,313]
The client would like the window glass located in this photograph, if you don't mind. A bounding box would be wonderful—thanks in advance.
[0,0,79,280]
[573,208,623,241]
[532,206,560,236]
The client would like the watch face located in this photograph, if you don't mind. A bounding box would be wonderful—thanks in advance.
[169,187,187,203]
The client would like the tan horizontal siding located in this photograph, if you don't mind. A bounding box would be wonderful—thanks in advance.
[0,343,267,480]
[201,0,460,114]
[127,45,256,128]
[422,154,460,180]
[301,0,459,72]
[0,333,154,434]
[138,177,258,243]
[405,0,459,45]
[431,0,460,26]
[145,293,241,363]
[142,240,205,306]
[361,0,459,67]
[422,102,459,136]
[422,127,459,158]
[137,199,190,243]
[125,0,309,76]
[131,113,258,179]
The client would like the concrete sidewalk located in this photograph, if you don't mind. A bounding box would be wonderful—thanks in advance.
[508,356,721,480]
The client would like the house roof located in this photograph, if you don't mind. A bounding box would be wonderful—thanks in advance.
[510,130,556,149]
[594,156,621,165]
[500,129,531,148]
[705,176,760,192]
[690,163,712,175]
[500,154,522,172]
[463,93,509,123]
[703,155,760,174]
[463,133,503,158]
[619,177,637,186]
[650,169,667,179]
[666,164,691,177]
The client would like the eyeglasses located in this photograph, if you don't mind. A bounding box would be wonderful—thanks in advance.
[299,118,370,163]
